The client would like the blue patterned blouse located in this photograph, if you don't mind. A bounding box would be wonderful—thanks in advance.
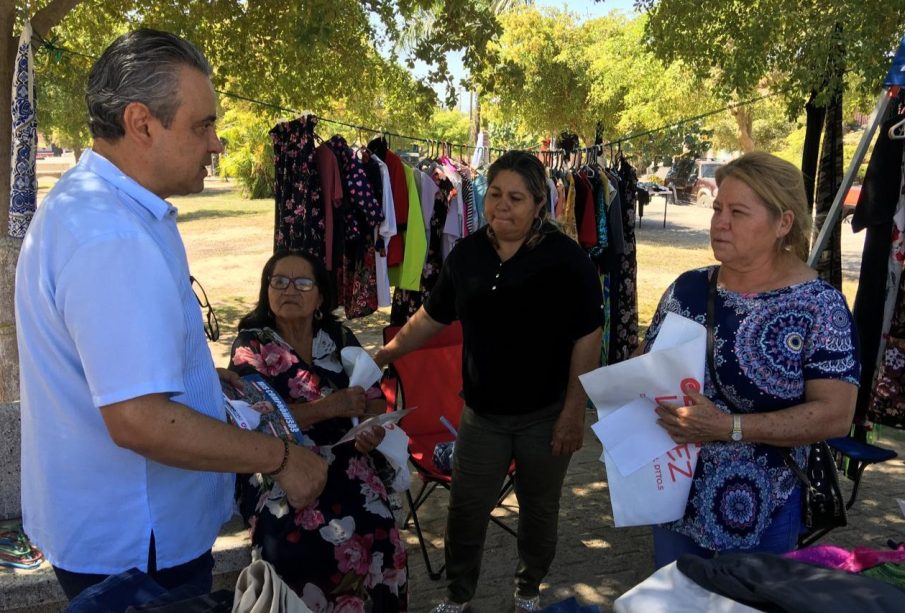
[644,266,860,550]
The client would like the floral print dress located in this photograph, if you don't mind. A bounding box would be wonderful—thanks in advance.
[229,326,407,613]
[645,267,860,551]
[271,116,324,258]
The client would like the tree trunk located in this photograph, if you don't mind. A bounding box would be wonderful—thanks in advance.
[731,105,755,153]
[0,236,20,402]
[0,3,19,403]
[0,0,83,402]
[1,3,15,236]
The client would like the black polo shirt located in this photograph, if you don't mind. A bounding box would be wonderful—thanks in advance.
[425,226,604,415]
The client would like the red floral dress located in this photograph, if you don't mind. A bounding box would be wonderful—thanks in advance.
[229,326,407,613]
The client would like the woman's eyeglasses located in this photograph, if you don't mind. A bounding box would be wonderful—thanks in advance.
[190,275,220,342]
[269,275,316,292]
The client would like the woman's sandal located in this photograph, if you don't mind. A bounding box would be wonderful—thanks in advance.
[513,594,541,612]
[430,600,470,613]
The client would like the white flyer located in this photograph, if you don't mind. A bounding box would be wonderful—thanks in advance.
[332,408,415,446]
[340,346,384,390]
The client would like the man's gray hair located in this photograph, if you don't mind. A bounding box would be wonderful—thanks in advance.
[86,29,212,140]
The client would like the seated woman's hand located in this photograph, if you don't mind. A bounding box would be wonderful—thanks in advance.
[354,424,386,454]
[324,386,368,419]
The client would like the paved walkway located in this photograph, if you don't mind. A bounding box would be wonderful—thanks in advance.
[394,421,905,612]
[346,310,905,612]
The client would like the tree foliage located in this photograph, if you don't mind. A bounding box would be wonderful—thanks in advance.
[475,7,726,162]
[30,0,446,144]
[707,95,798,154]
[12,0,516,206]
[424,108,472,144]
[217,100,278,199]
[477,8,593,137]
[0,0,513,401]
[639,0,905,110]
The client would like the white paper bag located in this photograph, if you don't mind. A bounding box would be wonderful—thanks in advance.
[580,313,706,527]
[605,442,700,526]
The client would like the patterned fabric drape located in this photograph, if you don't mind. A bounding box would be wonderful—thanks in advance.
[813,94,844,290]
[10,22,37,239]
[609,158,639,363]
[271,116,323,257]
[867,266,905,429]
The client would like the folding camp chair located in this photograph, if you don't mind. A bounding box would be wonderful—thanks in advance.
[798,435,899,546]
[382,322,516,580]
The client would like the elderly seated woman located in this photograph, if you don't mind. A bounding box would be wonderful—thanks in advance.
[228,250,407,612]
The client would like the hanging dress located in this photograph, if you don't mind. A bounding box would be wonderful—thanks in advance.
[326,135,383,319]
[609,158,640,363]
[271,116,323,257]
[390,176,452,325]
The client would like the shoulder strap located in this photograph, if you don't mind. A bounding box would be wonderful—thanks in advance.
[706,266,732,408]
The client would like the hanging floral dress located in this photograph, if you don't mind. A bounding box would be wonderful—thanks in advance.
[229,326,408,613]
[271,116,324,258]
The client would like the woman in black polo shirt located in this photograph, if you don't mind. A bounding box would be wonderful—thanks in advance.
[376,151,603,613]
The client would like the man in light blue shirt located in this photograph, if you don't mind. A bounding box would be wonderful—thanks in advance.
[15,29,326,602]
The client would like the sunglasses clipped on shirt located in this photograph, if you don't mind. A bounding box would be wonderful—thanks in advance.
[269,275,317,292]
[190,275,220,342]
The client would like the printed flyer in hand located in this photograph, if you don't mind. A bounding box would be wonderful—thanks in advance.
[222,373,305,445]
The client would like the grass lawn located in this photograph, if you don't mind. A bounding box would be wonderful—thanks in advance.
[171,178,275,364]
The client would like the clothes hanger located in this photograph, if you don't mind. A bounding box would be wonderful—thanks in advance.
[581,151,596,178]
[355,127,370,158]
[889,116,905,140]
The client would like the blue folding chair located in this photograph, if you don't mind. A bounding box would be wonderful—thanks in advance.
[827,435,898,510]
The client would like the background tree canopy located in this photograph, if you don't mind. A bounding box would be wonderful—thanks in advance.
[637,0,905,111]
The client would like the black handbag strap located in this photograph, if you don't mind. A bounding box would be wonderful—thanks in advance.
[705,266,724,403]
[705,266,811,488]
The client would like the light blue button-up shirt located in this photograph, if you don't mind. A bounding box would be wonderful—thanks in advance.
[15,149,233,573]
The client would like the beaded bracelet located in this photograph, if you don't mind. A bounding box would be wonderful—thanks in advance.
[268,438,290,477]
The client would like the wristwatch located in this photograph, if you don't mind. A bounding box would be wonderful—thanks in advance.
[730,415,743,442]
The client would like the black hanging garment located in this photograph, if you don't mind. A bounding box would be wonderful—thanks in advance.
[850,99,905,425]
[609,157,640,363]
[813,93,844,290]
[801,93,827,211]
[270,116,323,257]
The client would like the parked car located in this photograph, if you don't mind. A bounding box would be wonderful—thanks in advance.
[842,185,861,221]
[34,147,55,160]
[666,158,722,206]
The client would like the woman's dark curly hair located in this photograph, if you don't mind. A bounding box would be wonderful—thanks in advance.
[237,250,339,333]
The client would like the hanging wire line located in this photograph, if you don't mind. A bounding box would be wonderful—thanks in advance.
[31,35,779,160]
[30,29,98,61]
[608,91,780,147]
